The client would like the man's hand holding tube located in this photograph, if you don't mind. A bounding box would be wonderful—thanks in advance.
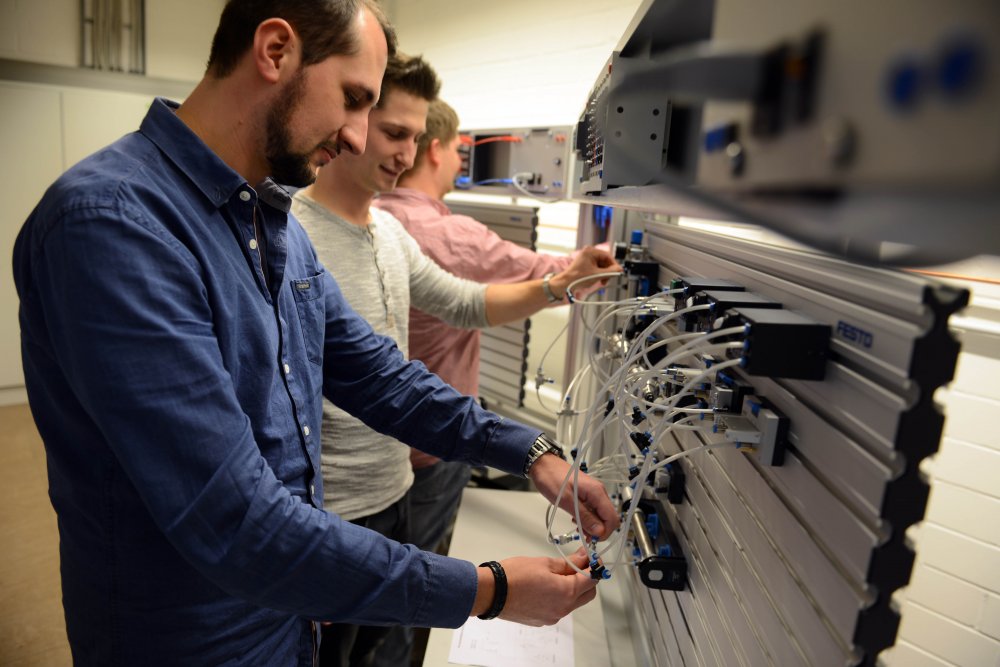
[527,451,620,541]
[471,551,597,626]
[469,453,620,625]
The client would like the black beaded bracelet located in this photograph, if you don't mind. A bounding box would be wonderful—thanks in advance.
[476,560,508,620]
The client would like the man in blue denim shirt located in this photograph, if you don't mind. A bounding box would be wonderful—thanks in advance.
[12,2,619,665]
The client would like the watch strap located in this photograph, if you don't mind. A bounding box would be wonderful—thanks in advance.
[476,560,508,620]
[523,434,564,475]
[541,272,563,303]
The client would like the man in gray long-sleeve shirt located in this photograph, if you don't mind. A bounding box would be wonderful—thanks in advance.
[292,53,618,666]
[292,196,489,523]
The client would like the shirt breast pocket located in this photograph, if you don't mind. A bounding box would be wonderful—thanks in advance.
[290,273,326,366]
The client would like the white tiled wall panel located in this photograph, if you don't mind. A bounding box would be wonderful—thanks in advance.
[922,481,1000,548]
[892,273,1000,666]
[936,390,1000,452]
[913,524,1000,599]
[904,566,989,628]
[930,440,1000,500]
[895,604,1000,667]
[880,642,954,667]
[982,595,1000,643]
[949,345,1000,403]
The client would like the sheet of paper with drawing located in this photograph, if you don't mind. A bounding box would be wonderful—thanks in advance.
[448,615,575,667]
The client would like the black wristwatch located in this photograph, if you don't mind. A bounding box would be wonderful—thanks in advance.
[523,434,564,475]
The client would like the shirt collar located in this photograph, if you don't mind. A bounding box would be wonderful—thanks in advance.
[139,97,291,213]
[377,187,451,216]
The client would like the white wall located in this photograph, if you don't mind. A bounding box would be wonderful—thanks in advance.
[145,0,226,80]
[0,1,223,404]
[0,0,223,79]
[0,0,79,67]
[0,83,63,403]
[389,0,643,129]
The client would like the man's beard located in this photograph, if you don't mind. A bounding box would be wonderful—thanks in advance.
[265,70,325,188]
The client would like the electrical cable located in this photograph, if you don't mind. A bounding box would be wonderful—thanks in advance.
[471,135,523,146]
[511,171,564,203]
[454,177,513,190]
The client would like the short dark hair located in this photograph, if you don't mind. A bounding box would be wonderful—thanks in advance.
[207,0,397,78]
[377,53,440,108]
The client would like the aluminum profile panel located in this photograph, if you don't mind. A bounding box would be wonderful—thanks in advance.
[479,362,525,392]
[479,321,529,409]
[681,434,861,667]
[671,485,804,665]
[675,510,748,667]
[674,493,773,666]
[479,345,525,369]
[634,577,679,666]
[598,222,966,665]
[658,586,701,667]
[480,335,527,361]
[445,201,539,250]
[444,201,539,409]
[478,376,523,408]
[479,365,525,405]
[745,374,894,523]
[676,427,866,660]
[482,322,530,346]
[674,566,724,667]
[617,573,666,667]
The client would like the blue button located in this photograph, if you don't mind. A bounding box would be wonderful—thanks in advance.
[703,124,737,153]
[886,58,923,111]
[939,38,983,98]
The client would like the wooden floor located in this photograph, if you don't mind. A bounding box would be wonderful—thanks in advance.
[0,403,71,665]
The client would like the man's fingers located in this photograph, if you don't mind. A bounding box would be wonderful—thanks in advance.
[565,499,610,540]
[574,581,599,608]
[569,549,591,571]
[549,550,590,576]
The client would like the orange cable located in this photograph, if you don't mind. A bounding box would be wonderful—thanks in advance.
[904,269,1000,286]
[471,136,523,146]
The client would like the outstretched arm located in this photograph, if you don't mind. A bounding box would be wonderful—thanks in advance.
[483,246,621,326]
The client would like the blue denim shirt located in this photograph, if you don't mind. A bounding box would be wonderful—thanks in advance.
[12,98,540,666]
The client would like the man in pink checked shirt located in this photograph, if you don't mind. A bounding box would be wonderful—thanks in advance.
[376,101,579,405]
[375,100,587,538]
